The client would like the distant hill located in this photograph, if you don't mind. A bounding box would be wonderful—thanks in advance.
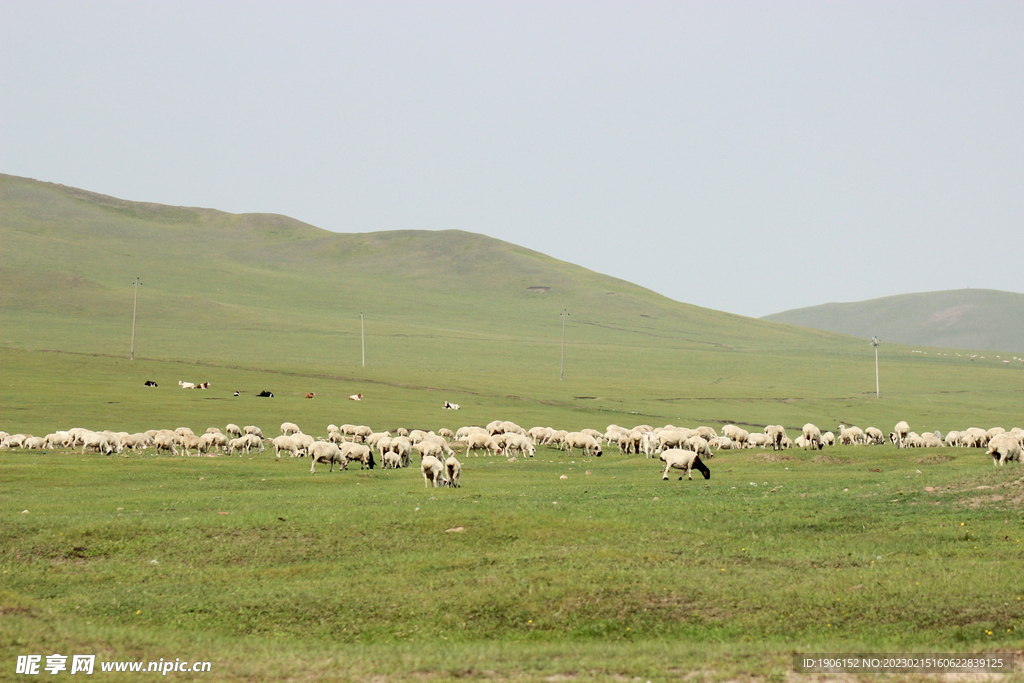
[0,172,849,367]
[6,173,1024,432]
[762,289,1024,353]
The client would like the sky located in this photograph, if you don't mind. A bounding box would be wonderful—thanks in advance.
[2,1,1022,318]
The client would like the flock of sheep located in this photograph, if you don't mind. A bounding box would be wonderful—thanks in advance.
[2,417,1021,490]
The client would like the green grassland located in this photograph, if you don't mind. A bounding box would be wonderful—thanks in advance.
[2,443,1023,681]
[3,173,1024,679]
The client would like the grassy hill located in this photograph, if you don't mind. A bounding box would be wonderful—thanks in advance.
[3,171,1024,436]
[762,289,1024,353]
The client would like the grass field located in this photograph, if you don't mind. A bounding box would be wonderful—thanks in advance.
[3,174,1024,679]
[2,438,1023,681]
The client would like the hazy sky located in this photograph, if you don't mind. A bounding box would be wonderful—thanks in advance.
[2,1,1022,318]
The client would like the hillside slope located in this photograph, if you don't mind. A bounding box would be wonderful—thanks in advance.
[7,173,1024,436]
[0,173,844,362]
[762,289,1024,353]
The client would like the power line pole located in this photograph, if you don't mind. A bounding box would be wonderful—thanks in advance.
[360,313,365,368]
[130,277,141,360]
[560,309,568,381]
[871,336,880,398]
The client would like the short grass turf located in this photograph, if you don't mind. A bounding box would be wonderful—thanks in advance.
[2,441,1024,681]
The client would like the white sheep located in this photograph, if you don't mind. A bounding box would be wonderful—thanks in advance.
[659,448,711,481]
[563,432,602,457]
[383,451,402,468]
[763,425,787,451]
[892,421,910,448]
[389,436,413,466]
[280,422,300,436]
[414,440,445,460]
[864,427,885,445]
[421,455,445,487]
[226,424,243,438]
[503,433,536,457]
[272,435,304,460]
[309,442,344,473]
[800,423,823,450]
[244,425,264,438]
[987,434,1021,466]
[463,433,500,457]
[339,442,375,469]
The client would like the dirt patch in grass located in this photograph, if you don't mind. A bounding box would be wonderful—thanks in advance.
[755,452,796,462]
[958,493,1024,509]
[916,454,954,464]
[811,455,849,465]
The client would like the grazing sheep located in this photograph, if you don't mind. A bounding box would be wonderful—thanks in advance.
[153,432,178,456]
[944,431,962,447]
[244,425,264,438]
[24,436,47,450]
[414,440,445,460]
[463,433,500,457]
[226,424,242,438]
[503,433,536,458]
[802,423,823,450]
[389,436,413,466]
[383,451,402,469]
[987,434,1022,466]
[44,432,71,449]
[339,443,375,469]
[864,427,885,445]
[81,432,114,455]
[228,435,260,456]
[198,432,228,454]
[421,433,455,456]
[563,432,602,457]
[291,433,315,454]
[177,434,202,456]
[709,436,737,451]
[272,435,304,460]
[764,425,787,451]
[659,448,711,481]
[439,428,455,441]
[421,455,445,488]
[822,431,835,446]
[920,432,944,448]
[685,436,713,458]
[280,422,300,436]
[694,426,718,441]
[396,428,409,437]
[445,455,462,487]
[309,442,344,473]
[892,421,910,448]
[747,433,770,448]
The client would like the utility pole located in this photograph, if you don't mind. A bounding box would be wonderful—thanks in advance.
[560,309,567,381]
[871,336,880,398]
[360,313,365,368]
[130,277,140,360]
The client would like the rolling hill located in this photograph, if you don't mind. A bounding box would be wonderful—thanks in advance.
[762,289,1024,353]
[3,172,1024,435]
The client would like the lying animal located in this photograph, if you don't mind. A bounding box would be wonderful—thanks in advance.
[144,380,158,387]
[258,390,274,398]
[349,394,363,401]
[443,401,461,410]
[305,393,315,399]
